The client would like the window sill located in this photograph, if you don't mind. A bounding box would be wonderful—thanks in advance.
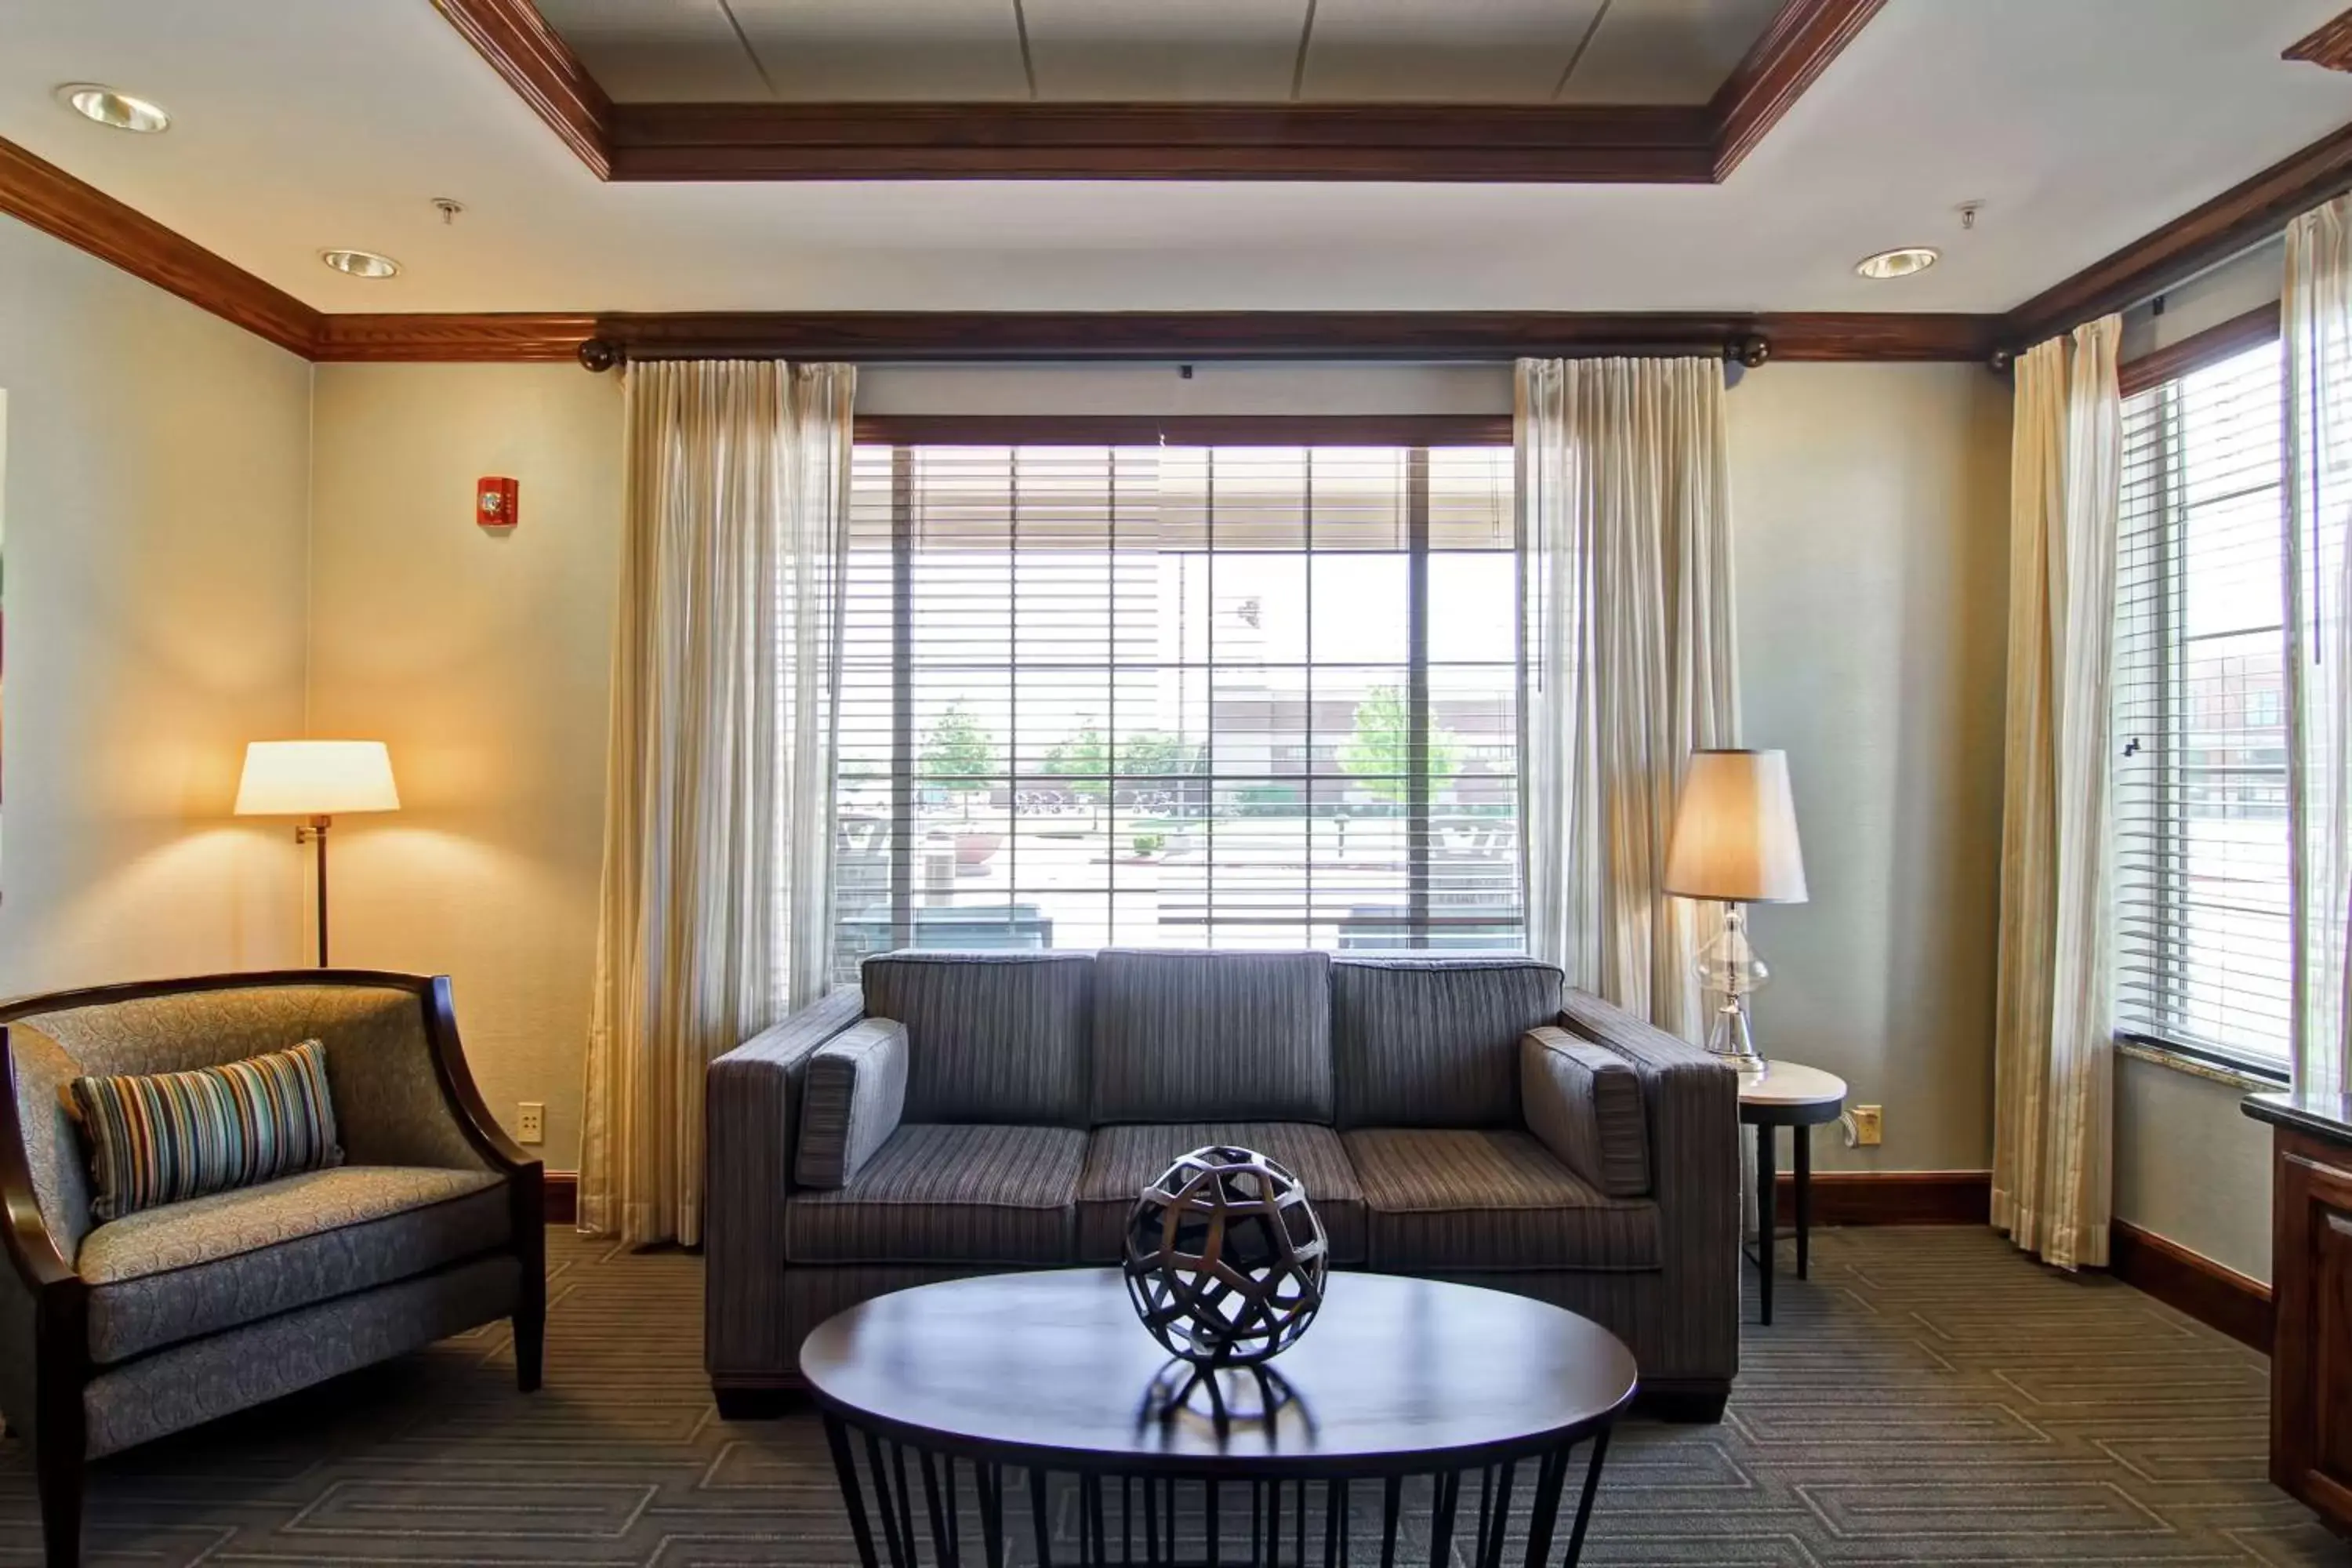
[2115,1036,2288,1092]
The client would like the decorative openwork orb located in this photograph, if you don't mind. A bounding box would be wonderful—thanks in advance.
[1123,1145,1327,1367]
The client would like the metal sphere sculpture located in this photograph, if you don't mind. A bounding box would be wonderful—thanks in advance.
[1123,1145,1327,1367]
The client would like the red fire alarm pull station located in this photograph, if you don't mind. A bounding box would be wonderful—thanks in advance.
[477,477,519,529]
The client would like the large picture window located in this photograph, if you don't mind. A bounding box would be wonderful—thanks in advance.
[2113,337,2292,1070]
[832,434,1522,975]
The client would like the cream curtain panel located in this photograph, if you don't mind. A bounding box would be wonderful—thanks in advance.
[1516,357,1740,1040]
[580,359,856,1247]
[2288,195,2352,1101]
[1991,318,2122,1270]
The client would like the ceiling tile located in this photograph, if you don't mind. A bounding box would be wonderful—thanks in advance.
[534,0,773,101]
[727,0,1032,100]
[1554,0,1785,105]
[1021,0,1310,100]
[1300,0,1610,103]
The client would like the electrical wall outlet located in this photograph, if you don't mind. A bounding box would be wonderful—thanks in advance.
[1849,1104,1883,1146]
[516,1102,545,1145]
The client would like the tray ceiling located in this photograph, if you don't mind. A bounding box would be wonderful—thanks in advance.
[530,0,1788,106]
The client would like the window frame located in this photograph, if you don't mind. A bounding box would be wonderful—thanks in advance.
[2113,307,2295,1084]
[836,413,1523,966]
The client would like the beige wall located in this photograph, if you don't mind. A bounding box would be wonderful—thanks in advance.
[0,214,310,995]
[2114,1054,2273,1282]
[307,365,623,1165]
[1729,363,2015,1174]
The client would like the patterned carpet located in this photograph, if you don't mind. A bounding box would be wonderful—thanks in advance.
[2,1226,2342,1566]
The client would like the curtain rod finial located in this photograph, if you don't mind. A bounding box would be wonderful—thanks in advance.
[579,338,622,373]
[1731,335,1771,368]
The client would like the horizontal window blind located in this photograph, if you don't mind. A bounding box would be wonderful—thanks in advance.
[2112,339,2292,1067]
[833,442,1521,979]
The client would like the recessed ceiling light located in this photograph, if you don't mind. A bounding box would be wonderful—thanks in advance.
[1855,246,1940,281]
[320,249,400,280]
[57,83,169,133]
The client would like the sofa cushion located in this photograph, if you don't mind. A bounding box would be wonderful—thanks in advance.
[1331,957,1564,1129]
[1074,1123,1366,1265]
[796,1019,909,1189]
[77,1165,509,1364]
[784,1123,1085,1265]
[1521,1025,1652,1197]
[862,953,1092,1126]
[1090,950,1332,1124]
[68,1039,344,1221]
[1343,1129,1661,1273]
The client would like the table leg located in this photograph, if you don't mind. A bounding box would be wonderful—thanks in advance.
[1795,1123,1813,1281]
[1560,1425,1613,1567]
[1755,1121,1777,1327]
[822,1414,883,1568]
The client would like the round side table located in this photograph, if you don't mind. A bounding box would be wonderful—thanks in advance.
[1737,1063,1847,1326]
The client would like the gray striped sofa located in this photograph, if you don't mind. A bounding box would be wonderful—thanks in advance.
[706,949,1739,1420]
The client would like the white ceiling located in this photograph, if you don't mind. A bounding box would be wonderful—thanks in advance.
[528,0,1784,105]
[0,0,2348,316]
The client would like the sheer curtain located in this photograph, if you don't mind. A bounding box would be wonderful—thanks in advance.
[1517,357,1740,1040]
[579,359,855,1247]
[1991,317,2122,1270]
[2288,195,2352,1101]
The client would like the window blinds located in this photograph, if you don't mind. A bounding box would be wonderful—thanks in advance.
[2112,340,2293,1067]
[833,442,1521,979]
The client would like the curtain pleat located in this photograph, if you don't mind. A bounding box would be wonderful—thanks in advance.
[1991,318,2121,1271]
[2288,197,2352,1101]
[579,359,855,1247]
[1516,357,1739,1040]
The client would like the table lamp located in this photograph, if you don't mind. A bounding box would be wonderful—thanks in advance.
[234,740,399,967]
[1663,748,1808,1078]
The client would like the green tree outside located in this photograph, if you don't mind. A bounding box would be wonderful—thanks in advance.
[920,702,999,794]
[1339,685,1460,807]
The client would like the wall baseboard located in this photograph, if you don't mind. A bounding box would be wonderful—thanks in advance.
[1773,1168,1992,1226]
[544,1171,579,1226]
[2109,1218,2274,1352]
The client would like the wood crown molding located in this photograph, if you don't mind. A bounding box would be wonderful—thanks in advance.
[0,134,321,356]
[2286,10,2352,74]
[436,0,1878,183]
[2002,118,2352,351]
[2109,1219,2274,1352]
[311,313,600,362]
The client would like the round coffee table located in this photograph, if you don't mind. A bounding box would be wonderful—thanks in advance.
[800,1268,1638,1567]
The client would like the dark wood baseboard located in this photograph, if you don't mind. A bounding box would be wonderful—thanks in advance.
[1773,1169,1992,1226]
[2109,1218,2274,1353]
[543,1171,578,1226]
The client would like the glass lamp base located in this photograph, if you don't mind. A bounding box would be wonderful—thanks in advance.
[1704,999,1769,1080]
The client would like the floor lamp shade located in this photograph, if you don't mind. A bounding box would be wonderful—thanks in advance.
[234,741,398,968]
[234,742,401,818]
[1664,749,1808,905]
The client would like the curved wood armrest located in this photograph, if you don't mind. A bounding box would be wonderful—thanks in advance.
[0,1038,78,1293]
[417,976,539,1177]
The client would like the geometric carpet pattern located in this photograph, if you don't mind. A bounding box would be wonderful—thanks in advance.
[2,1225,2342,1565]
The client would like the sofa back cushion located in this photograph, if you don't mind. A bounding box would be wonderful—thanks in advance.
[1331,956,1566,1128]
[861,952,1092,1125]
[1090,949,1333,1124]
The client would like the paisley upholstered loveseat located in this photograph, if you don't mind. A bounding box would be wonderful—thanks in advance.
[0,971,544,1568]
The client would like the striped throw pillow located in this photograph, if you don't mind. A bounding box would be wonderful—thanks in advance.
[67,1039,344,1221]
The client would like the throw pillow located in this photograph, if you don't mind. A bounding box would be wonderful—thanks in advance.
[67,1038,344,1221]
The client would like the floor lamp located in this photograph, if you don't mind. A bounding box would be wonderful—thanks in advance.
[235,740,401,967]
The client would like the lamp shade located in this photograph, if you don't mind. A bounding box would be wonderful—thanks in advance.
[1664,748,1807,904]
[234,741,400,817]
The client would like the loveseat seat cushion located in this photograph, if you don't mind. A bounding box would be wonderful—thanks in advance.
[1331,957,1565,1129]
[1074,1123,1366,1265]
[784,1123,1086,1265]
[1090,950,1332,1123]
[77,1165,510,1365]
[862,952,1093,1125]
[1343,1129,1661,1273]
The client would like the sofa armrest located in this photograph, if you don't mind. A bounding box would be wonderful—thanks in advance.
[704,987,863,1383]
[795,1019,909,1189]
[1554,990,1741,1375]
[1522,1025,1653,1197]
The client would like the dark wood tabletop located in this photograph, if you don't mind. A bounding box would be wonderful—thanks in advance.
[799,1268,1638,1479]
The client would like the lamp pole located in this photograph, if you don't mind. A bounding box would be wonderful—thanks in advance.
[296,814,332,967]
